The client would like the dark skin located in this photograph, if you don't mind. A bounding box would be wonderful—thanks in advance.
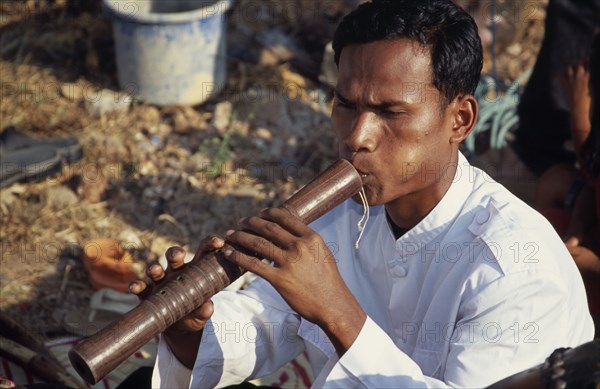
[535,62,600,276]
[535,63,591,212]
[131,38,478,369]
[331,40,477,230]
[129,242,218,369]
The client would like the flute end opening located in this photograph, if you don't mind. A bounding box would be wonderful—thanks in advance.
[69,347,99,385]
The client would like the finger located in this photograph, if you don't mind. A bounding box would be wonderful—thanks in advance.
[237,216,293,248]
[565,236,579,247]
[564,64,574,79]
[223,245,275,279]
[261,207,309,237]
[226,229,284,263]
[569,246,582,258]
[146,262,165,282]
[582,59,589,72]
[575,63,588,76]
[129,280,153,299]
[207,235,225,250]
[166,246,187,270]
[565,242,582,256]
[236,208,310,243]
[196,236,225,255]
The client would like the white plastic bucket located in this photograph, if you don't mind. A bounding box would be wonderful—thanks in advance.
[103,0,231,106]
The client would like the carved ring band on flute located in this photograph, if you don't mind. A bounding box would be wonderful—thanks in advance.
[68,159,363,384]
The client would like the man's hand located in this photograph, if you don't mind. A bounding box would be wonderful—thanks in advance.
[223,207,366,356]
[565,236,600,275]
[129,236,224,369]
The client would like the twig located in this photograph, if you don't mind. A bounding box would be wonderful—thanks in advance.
[58,261,71,302]
[158,213,189,241]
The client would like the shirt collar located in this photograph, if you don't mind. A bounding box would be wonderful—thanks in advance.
[395,152,474,246]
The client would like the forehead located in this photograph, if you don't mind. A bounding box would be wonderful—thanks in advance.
[337,39,436,102]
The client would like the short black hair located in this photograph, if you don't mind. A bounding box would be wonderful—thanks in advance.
[332,0,483,104]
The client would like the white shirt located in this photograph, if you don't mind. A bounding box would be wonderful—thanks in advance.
[152,154,594,388]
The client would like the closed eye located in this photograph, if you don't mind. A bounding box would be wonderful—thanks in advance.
[380,109,405,117]
[333,92,356,110]
[334,97,355,110]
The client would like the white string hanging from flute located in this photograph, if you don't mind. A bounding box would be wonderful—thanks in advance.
[355,187,370,249]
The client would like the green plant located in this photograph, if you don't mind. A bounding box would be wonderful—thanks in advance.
[199,112,239,178]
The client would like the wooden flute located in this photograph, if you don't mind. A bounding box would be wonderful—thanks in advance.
[69,159,363,384]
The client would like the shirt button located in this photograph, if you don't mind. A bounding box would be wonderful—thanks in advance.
[476,209,490,225]
[390,265,407,277]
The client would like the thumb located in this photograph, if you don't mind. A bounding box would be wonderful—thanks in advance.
[192,299,215,322]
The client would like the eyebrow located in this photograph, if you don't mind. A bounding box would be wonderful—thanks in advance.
[334,89,411,110]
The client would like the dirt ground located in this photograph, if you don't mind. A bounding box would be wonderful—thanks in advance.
[0,0,546,353]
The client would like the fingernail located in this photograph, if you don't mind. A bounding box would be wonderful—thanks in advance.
[151,264,162,273]
[225,230,234,236]
[238,217,247,224]
[224,249,233,257]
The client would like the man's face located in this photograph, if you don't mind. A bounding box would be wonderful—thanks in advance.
[332,39,461,212]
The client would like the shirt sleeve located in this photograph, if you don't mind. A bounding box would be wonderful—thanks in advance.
[152,277,306,388]
[443,268,594,387]
[152,334,193,388]
[313,269,594,388]
[312,317,445,388]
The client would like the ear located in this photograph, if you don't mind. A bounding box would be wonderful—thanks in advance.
[449,95,478,144]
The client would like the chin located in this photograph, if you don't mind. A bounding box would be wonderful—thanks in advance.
[351,187,381,207]
[350,194,363,204]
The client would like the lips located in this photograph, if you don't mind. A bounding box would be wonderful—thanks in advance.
[346,156,370,183]
[353,167,370,183]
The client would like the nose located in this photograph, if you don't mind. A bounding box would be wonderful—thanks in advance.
[346,111,377,154]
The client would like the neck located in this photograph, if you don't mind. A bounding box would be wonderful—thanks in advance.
[386,211,408,239]
[384,152,459,232]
